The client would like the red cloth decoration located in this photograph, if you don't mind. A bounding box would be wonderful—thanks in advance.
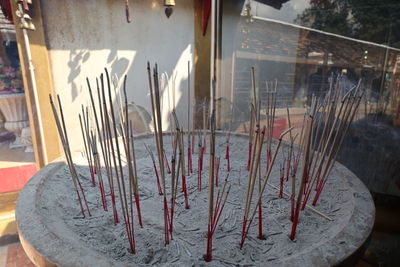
[0,0,13,23]
[202,0,211,36]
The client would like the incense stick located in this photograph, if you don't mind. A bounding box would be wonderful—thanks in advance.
[240,127,293,248]
[49,94,91,218]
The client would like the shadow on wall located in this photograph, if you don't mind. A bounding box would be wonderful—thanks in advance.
[67,50,90,100]
[38,0,196,146]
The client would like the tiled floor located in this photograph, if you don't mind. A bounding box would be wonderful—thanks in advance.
[0,242,33,267]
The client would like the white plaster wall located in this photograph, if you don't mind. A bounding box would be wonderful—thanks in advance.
[40,0,194,151]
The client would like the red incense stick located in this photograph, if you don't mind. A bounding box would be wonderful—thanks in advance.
[188,146,192,174]
[50,95,91,218]
[312,178,327,205]
[225,132,231,172]
[191,134,195,155]
[247,142,252,171]
[164,150,171,174]
[279,163,285,199]
[197,134,203,191]
[145,144,163,195]
[215,157,220,187]
[77,179,91,217]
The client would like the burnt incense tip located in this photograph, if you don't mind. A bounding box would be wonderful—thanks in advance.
[203,254,212,262]
[258,234,266,240]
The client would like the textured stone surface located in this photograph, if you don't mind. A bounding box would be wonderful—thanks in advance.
[16,132,375,266]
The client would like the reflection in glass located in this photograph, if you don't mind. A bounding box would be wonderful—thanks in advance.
[217,0,400,196]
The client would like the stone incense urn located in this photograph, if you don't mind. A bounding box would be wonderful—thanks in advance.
[16,133,375,267]
[0,92,29,149]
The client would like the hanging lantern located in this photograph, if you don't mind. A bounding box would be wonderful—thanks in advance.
[164,0,175,19]
[21,14,35,31]
[15,0,35,31]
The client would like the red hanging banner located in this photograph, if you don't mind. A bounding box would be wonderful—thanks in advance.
[0,0,13,23]
[202,0,211,36]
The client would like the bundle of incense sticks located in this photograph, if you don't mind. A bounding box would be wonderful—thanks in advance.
[148,62,190,244]
[79,106,95,187]
[304,79,363,209]
[75,71,145,253]
[98,74,119,225]
[265,82,277,174]
[104,70,140,253]
[86,75,119,223]
[172,110,190,210]
[49,95,91,218]
[122,77,143,228]
[289,77,363,240]
[78,103,107,212]
[287,132,298,222]
[240,127,293,248]
[285,108,295,182]
[147,62,170,245]
[289,96,318,241]
[204,112,231,262]
[247,67,257,171]
[276,108,296,201]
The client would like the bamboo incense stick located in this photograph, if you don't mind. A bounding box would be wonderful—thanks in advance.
[81,106,95,186]
[78,113,94,186]
[105,68,135,253]
[100,74,119,224]
[240,127,293,248]
[144,143,163,195]
[148,62,170,245]
[187,61,192,174]
[121,76,143,228]
[197,129,203,191]
[290,98,317,241]
[49,94,91,218]
[225,131,231,172]
[204,112,231,262]
[172,110,190,209]
[90,131,108,211]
